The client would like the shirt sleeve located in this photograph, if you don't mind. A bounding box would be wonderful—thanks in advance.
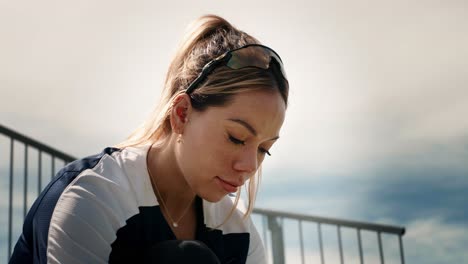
[46,172,131,264]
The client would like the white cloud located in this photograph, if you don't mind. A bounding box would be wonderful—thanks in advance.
[367,217,468,264]
[404,218,468,263]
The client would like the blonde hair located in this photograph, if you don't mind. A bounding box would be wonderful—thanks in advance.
[116,14,288,221]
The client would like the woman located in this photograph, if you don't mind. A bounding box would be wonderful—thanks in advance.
[10,14,289,264]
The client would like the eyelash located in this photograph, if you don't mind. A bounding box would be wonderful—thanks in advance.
[228,135,271,156]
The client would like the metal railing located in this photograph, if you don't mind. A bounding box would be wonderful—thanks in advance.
[252,208,405,264]
[1,124,406,263]
[0,124,75,262]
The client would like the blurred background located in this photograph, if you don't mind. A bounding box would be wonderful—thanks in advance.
[1,0,467,263]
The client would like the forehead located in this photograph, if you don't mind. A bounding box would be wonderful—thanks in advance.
[203,90,286,137]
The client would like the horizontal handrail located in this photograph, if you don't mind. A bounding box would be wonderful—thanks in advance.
[253,207,405,235]
[0,124,76,162]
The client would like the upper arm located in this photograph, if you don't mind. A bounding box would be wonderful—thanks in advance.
[46,174,130,264]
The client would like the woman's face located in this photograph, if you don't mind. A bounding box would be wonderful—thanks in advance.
[176,89,286,202]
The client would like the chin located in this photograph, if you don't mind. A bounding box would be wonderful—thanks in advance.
[199,192,227,203]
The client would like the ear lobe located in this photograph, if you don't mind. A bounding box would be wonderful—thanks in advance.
[170,93,192,134]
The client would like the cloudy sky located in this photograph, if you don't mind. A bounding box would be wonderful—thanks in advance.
[1,0,467,263]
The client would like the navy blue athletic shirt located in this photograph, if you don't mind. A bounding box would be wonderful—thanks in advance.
[9,145,265,264]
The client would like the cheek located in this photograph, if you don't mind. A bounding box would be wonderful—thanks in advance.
[182,129,232,177]
[200,134,232,170]
[182,134,235,201]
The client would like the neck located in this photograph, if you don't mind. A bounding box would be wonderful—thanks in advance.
[146,138,196,215]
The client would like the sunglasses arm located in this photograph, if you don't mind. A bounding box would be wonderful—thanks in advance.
[185,54,232,94]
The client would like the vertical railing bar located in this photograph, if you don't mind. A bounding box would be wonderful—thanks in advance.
[268,215,286,264]
[399,235,405,264]
[262,215,269,262]
[378,232,384,264]
[299,220,305,264]
[8,138,14,259]
[38,151,42,195]
[23,144,28,217]
[51,155,55,180]
[337,225,344,264]
[357,229,364,264]
[318,223,325,264]
[281,217,285,264]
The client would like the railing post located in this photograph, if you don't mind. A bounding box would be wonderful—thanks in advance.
[8,138,14,260]
[399,235,406,264]
[268,215,285,264]
[378,232,385,264]
[358,229,364,264]
[24,144,29,217]
[318,223,325,264]
[299,220,305,264]
[337,225,344,264]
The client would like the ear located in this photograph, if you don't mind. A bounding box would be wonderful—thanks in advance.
[170,93,192,134]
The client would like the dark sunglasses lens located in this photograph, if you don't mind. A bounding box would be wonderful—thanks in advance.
[226,46,287,81]
[269,54,288,81]
[226,46,269,69]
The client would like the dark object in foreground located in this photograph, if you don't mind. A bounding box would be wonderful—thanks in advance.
[144,240,221,264]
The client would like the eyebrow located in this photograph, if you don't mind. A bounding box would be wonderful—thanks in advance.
[227,118,280,141]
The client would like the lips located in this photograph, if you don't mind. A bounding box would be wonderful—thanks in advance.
[215,176,239,193]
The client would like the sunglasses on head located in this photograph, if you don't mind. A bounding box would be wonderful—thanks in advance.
[185,44,288,94]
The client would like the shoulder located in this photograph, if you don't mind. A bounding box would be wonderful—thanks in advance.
[54,145,155,207]
[26,147,124,228]
[14,147,129,263]
[49,145,156,224]
[45,145,156,263]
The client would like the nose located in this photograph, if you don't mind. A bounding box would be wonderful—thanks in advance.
[232,148,258,179]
